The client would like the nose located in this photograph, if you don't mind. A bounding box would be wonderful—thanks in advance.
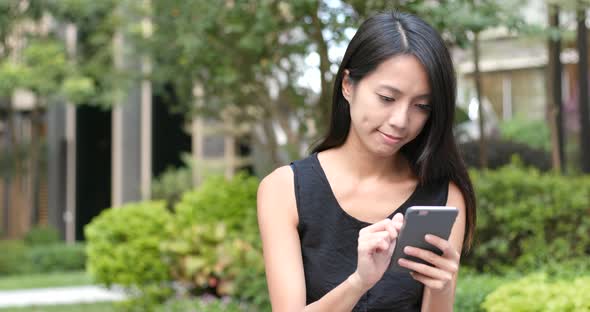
[387,102,409,131]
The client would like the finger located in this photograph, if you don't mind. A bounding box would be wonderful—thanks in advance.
[359,232,391,247]
[397,258,453,282]
[391,213,404,231]
[358,231,391,243]
[409,271,448,290]
[359,236,391,254]
[359,218,396,235]
[374,238,390,253]
[385,221,398,241]
[403,246,459,274]
[425,234,460,260]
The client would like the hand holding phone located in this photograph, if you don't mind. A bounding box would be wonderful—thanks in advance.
[388,206,458,273]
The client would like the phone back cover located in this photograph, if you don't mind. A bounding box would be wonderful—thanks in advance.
[388,207,458,273]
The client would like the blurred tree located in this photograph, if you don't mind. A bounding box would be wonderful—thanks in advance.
[145,0,529,170]
[551,0,590,172]
[42,0,121,108]
[145,1,359,168]
[577,4,590,173]
[546,3,566,172]
[13,0,534,176]
[426,0,525,168]
[0,0,100,228]
[14,39,96,225]
[0,0,41,235]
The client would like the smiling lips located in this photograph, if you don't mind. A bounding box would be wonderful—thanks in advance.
[378,130,403,144]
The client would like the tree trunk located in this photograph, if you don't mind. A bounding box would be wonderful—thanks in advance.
[29,105,43,226]
[473,32,487,168]
[1,98,14,236]
[548,5,566,172]
[577,8,590,173]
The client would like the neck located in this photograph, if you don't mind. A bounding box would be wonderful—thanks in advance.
[330,135,409,182]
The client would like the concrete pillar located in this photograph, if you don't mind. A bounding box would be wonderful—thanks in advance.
[64,104,76,242]
[111,20,152,207]
[140,14,152,201]
[46,103,66,238]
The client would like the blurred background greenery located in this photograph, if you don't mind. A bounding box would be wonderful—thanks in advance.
[1,0,590,311]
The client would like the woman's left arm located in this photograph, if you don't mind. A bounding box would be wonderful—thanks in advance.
[397,182,466,312]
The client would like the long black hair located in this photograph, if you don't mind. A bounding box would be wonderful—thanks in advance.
[311,11,476,251]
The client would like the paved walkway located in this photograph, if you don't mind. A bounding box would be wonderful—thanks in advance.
[0,285,126,308]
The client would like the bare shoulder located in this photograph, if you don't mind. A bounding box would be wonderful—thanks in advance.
[257,165,298,225]
[446,181,467,253]
[447,181,466,212]
[259,165,294,192]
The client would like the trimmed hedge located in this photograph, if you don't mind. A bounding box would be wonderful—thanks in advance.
[0,240,30,275]
[24,225,61,246]
[27,243,86,273]
[463,160,590,273]
[0,240,85,275]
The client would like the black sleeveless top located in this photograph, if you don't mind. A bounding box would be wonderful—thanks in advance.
[290,153,449,312]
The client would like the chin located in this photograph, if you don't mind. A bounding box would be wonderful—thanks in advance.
[370,145,401,158]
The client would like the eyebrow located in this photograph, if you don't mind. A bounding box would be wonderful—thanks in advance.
[377,85,430,100]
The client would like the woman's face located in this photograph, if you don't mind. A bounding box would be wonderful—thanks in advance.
[342,54,431,157]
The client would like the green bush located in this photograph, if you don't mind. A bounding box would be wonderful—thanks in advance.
[0,240,30,275]
[455,269,513,312]
[24,225,61,246]
[482,273,590,312]
[151,159,193,209]
[0,240,85,275]
[85,201,174,303]
[499,117,551,151]
[464,161,590,272]
[459,139,551,171]
[85,174,269,310]
[173,172,259,243]
[155,296,252,312]
[27,243,86,273]
[165,173,269,310]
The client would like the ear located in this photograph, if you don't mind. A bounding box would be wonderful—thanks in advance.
[341,69,353,102]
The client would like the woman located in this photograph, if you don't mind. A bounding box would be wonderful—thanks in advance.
[257,11,476,312]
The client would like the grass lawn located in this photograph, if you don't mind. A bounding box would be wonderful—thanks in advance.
[0,271,92,290]
[0,302,116,312]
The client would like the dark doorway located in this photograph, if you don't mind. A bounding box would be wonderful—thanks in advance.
[76,106,111,240]
[152,93,191,178]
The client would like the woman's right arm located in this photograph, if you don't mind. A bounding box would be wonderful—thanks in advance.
[257,166,400,312]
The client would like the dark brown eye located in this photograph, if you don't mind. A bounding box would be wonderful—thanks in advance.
[378,94,395,103]
[416,104,432,112]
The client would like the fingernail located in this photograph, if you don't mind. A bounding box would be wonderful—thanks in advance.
[404,246,412,253]
[425,234,432,240]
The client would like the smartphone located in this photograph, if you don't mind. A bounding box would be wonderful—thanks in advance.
[388,206,458,273]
